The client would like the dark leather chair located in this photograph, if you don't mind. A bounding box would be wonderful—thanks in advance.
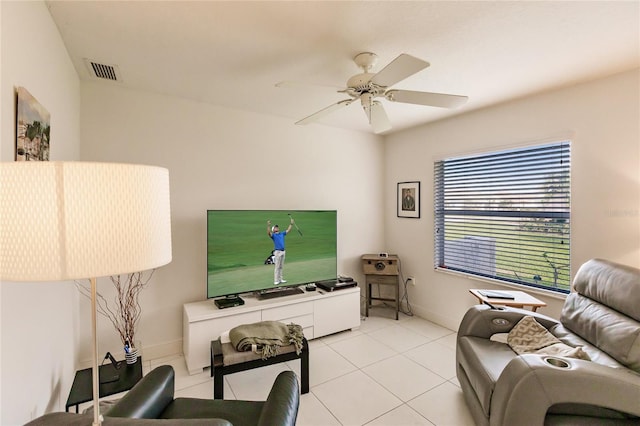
[27,365,300,426]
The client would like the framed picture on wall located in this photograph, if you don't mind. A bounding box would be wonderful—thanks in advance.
[16,87,50,161]
[397,181,420,218]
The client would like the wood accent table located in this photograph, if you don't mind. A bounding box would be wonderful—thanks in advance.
[469,289,547,312]
[362,254,401,320]
[365,274,400,320]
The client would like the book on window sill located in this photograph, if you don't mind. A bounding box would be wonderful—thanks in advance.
[478,290,515,300]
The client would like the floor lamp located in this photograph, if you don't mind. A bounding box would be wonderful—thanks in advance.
[0,162,172,425]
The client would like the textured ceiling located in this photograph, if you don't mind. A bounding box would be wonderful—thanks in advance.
[46,1,639,135]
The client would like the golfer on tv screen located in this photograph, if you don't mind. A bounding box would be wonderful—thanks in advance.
[267,218,293,285]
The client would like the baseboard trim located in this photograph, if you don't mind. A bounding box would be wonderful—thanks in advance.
[409,304,460,332]
[141,339,183,362]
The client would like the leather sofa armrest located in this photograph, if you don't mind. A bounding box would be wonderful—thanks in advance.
[457,304,560,339]
[491,354,640,425]
[257,371,300,426]
[106,365,175,419]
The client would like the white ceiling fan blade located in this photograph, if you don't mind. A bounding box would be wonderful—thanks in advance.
[386,89,468,108]
[295,99,355,125]
[369,101,392,134]
[370,54,430,87]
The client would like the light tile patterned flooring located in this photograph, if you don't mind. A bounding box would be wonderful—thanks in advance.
[144,310,475,426]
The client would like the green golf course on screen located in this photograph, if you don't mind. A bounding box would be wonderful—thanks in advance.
[207,210,337,299]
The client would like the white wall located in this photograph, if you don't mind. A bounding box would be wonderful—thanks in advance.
[78,82,385,362]
[0,1,81,424]
[385,69,640,330]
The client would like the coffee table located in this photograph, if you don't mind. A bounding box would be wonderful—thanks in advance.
[469,289,547,312]
[65,357,142,413]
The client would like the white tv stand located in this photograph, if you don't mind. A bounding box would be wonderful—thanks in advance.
[183,286,360,375]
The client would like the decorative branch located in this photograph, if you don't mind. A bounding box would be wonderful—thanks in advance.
[75,270,155,347]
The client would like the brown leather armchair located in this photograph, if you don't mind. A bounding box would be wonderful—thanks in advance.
[456,259,640,425]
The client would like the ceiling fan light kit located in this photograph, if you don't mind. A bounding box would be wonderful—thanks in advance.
[290,52,468,134]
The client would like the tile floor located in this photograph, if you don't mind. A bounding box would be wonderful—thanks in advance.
[144,310,475,426]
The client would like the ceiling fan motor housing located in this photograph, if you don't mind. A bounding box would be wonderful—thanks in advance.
[347,72,373,88]
[346,52,386,98]
[346,73,385,98]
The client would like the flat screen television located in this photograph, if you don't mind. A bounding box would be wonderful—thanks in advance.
[207,210,337,306]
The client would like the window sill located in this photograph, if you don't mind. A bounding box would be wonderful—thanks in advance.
[434,267,568,302]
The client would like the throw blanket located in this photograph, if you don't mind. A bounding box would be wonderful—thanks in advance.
[507,316,591,360]
[229,321,304,360]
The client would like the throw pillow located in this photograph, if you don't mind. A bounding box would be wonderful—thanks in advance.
[507,316,591,360]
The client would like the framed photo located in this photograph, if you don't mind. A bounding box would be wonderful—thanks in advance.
[16,87,50,161]
[397,181,420,218]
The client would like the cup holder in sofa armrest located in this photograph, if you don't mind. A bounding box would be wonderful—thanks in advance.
[544,357,571,369]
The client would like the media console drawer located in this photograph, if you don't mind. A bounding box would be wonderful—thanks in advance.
[183,287,360,374]
[262,301,313,321]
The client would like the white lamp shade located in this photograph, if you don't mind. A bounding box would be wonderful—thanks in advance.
[0,162,172,281]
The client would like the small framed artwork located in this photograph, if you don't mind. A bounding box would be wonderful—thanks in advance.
[397,181,420,218]
[16,87,50,161]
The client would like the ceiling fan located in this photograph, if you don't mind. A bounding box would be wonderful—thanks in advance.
[279,52,468,134]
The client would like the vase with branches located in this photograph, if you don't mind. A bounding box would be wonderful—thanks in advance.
[76,270,155,362]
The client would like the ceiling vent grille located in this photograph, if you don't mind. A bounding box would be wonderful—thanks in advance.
[83,58,122,82]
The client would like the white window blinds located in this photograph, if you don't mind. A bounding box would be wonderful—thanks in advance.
[434,141,571,293]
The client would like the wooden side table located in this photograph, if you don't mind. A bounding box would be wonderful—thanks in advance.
[365,274,400,320]
[362,254,401,320]
[469,289,547,312]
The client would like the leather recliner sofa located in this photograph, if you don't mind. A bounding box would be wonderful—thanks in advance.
[456,258,640,425]
[27,365,299,426]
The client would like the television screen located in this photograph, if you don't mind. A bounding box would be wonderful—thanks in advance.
[207,210,337,299]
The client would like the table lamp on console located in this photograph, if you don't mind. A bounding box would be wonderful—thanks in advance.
[0,161,172,426]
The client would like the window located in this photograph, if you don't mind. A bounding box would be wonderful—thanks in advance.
[434,141,571,293]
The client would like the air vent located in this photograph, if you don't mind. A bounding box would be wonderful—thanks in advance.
[83,58,122,82]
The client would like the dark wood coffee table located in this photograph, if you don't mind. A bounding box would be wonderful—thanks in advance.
[65,357,142,413]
